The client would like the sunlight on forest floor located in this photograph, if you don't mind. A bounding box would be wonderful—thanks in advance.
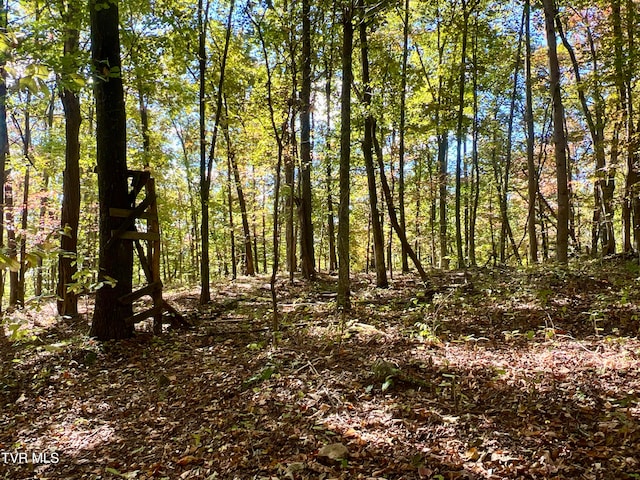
[1,259,639,479]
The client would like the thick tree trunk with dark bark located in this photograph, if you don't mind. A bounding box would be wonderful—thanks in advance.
[89,0,134,340]
[57,0,81,317]
[197,0,211,302]
[0,1,7,314]
[337,7,353,311]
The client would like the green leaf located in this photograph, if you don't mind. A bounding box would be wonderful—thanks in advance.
[0,253,20,272]
[381,377,393,392]
[69,73,86,88]
[259,365,275,380]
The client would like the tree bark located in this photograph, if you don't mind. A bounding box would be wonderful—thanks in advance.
[226,135,237,279]
[337,6,353,311]
[89,0,134,340]
[200,0,234,302]
[373,120,430,284]
[57,0,81,316]
[197,0,210,301]
[224,106,255,276]
[398,0,410,272]
[542,0,569,264]
[438,134,448,268]
[0,0,7,313]
[7,180,17,307]
[299,0,315,280]
[454,1,470,269]
[556,13,614,257]
[17,165,28,307]
[358,0,387,288]
[469,11,480,267]
[324,29,337,273]
[524,0,538,263]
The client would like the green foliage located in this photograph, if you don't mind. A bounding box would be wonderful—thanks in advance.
[4,317,36,343]
[414,320,441,345]
[242,364,277,389]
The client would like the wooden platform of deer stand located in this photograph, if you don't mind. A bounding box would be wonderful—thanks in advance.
[109,170,188,333]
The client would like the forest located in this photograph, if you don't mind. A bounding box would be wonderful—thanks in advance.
[0,0,639,478]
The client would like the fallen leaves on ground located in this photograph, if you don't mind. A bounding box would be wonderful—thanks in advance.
[1,261,639,479]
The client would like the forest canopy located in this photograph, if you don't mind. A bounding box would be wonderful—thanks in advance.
[0,0,637,315]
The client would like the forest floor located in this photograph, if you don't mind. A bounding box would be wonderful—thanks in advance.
[1,258,639,480]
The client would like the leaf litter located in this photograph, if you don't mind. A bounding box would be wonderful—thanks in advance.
[0,261,639,479]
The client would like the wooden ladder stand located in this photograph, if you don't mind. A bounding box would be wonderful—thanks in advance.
[109,170,187,333]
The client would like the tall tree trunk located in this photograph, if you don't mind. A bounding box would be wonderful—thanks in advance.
[37,89,55,298]
[627,0,640,252]
[438,134,448,268]
[359,0,387,288]
[224,106,255,276]
[324,68,337,272]
[138,83,150,168]
[542,0,569,264]
[337,5,353,311]
[556,13,614,256]
[251,11,286,336]
[251,166,259,274]
[0,1,9,313]
[612,0,635,253]
[226,135,237,279]
[299,0,315,280]
[454,1,470,269]
[286,17,298,281]
[7,180,17,307]
[496,11,523,265]
[17,165,28,307]
[469,11,480,267]
[398,0,410,272]
[57,0,81,316]
[89,0,134,340]
[174,121,200,282]
[373,120,430,284]
[197,0,210,301]
[200,0,234,302]
[261,183,267,273]
[524,0,538,263]
[285,155,295,276]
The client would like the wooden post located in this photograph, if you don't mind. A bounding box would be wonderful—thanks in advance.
[147,178,163,334]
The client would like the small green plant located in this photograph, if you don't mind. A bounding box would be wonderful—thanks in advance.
[415,320,442,345]
[4,317,36,343]
[619,286,631,304]
[242,364,277,390]
[503,329,521,341]
[536,288,553,306]
[624,260,640,276]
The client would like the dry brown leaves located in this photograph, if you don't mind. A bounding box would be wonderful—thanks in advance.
[1,263,639,479]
